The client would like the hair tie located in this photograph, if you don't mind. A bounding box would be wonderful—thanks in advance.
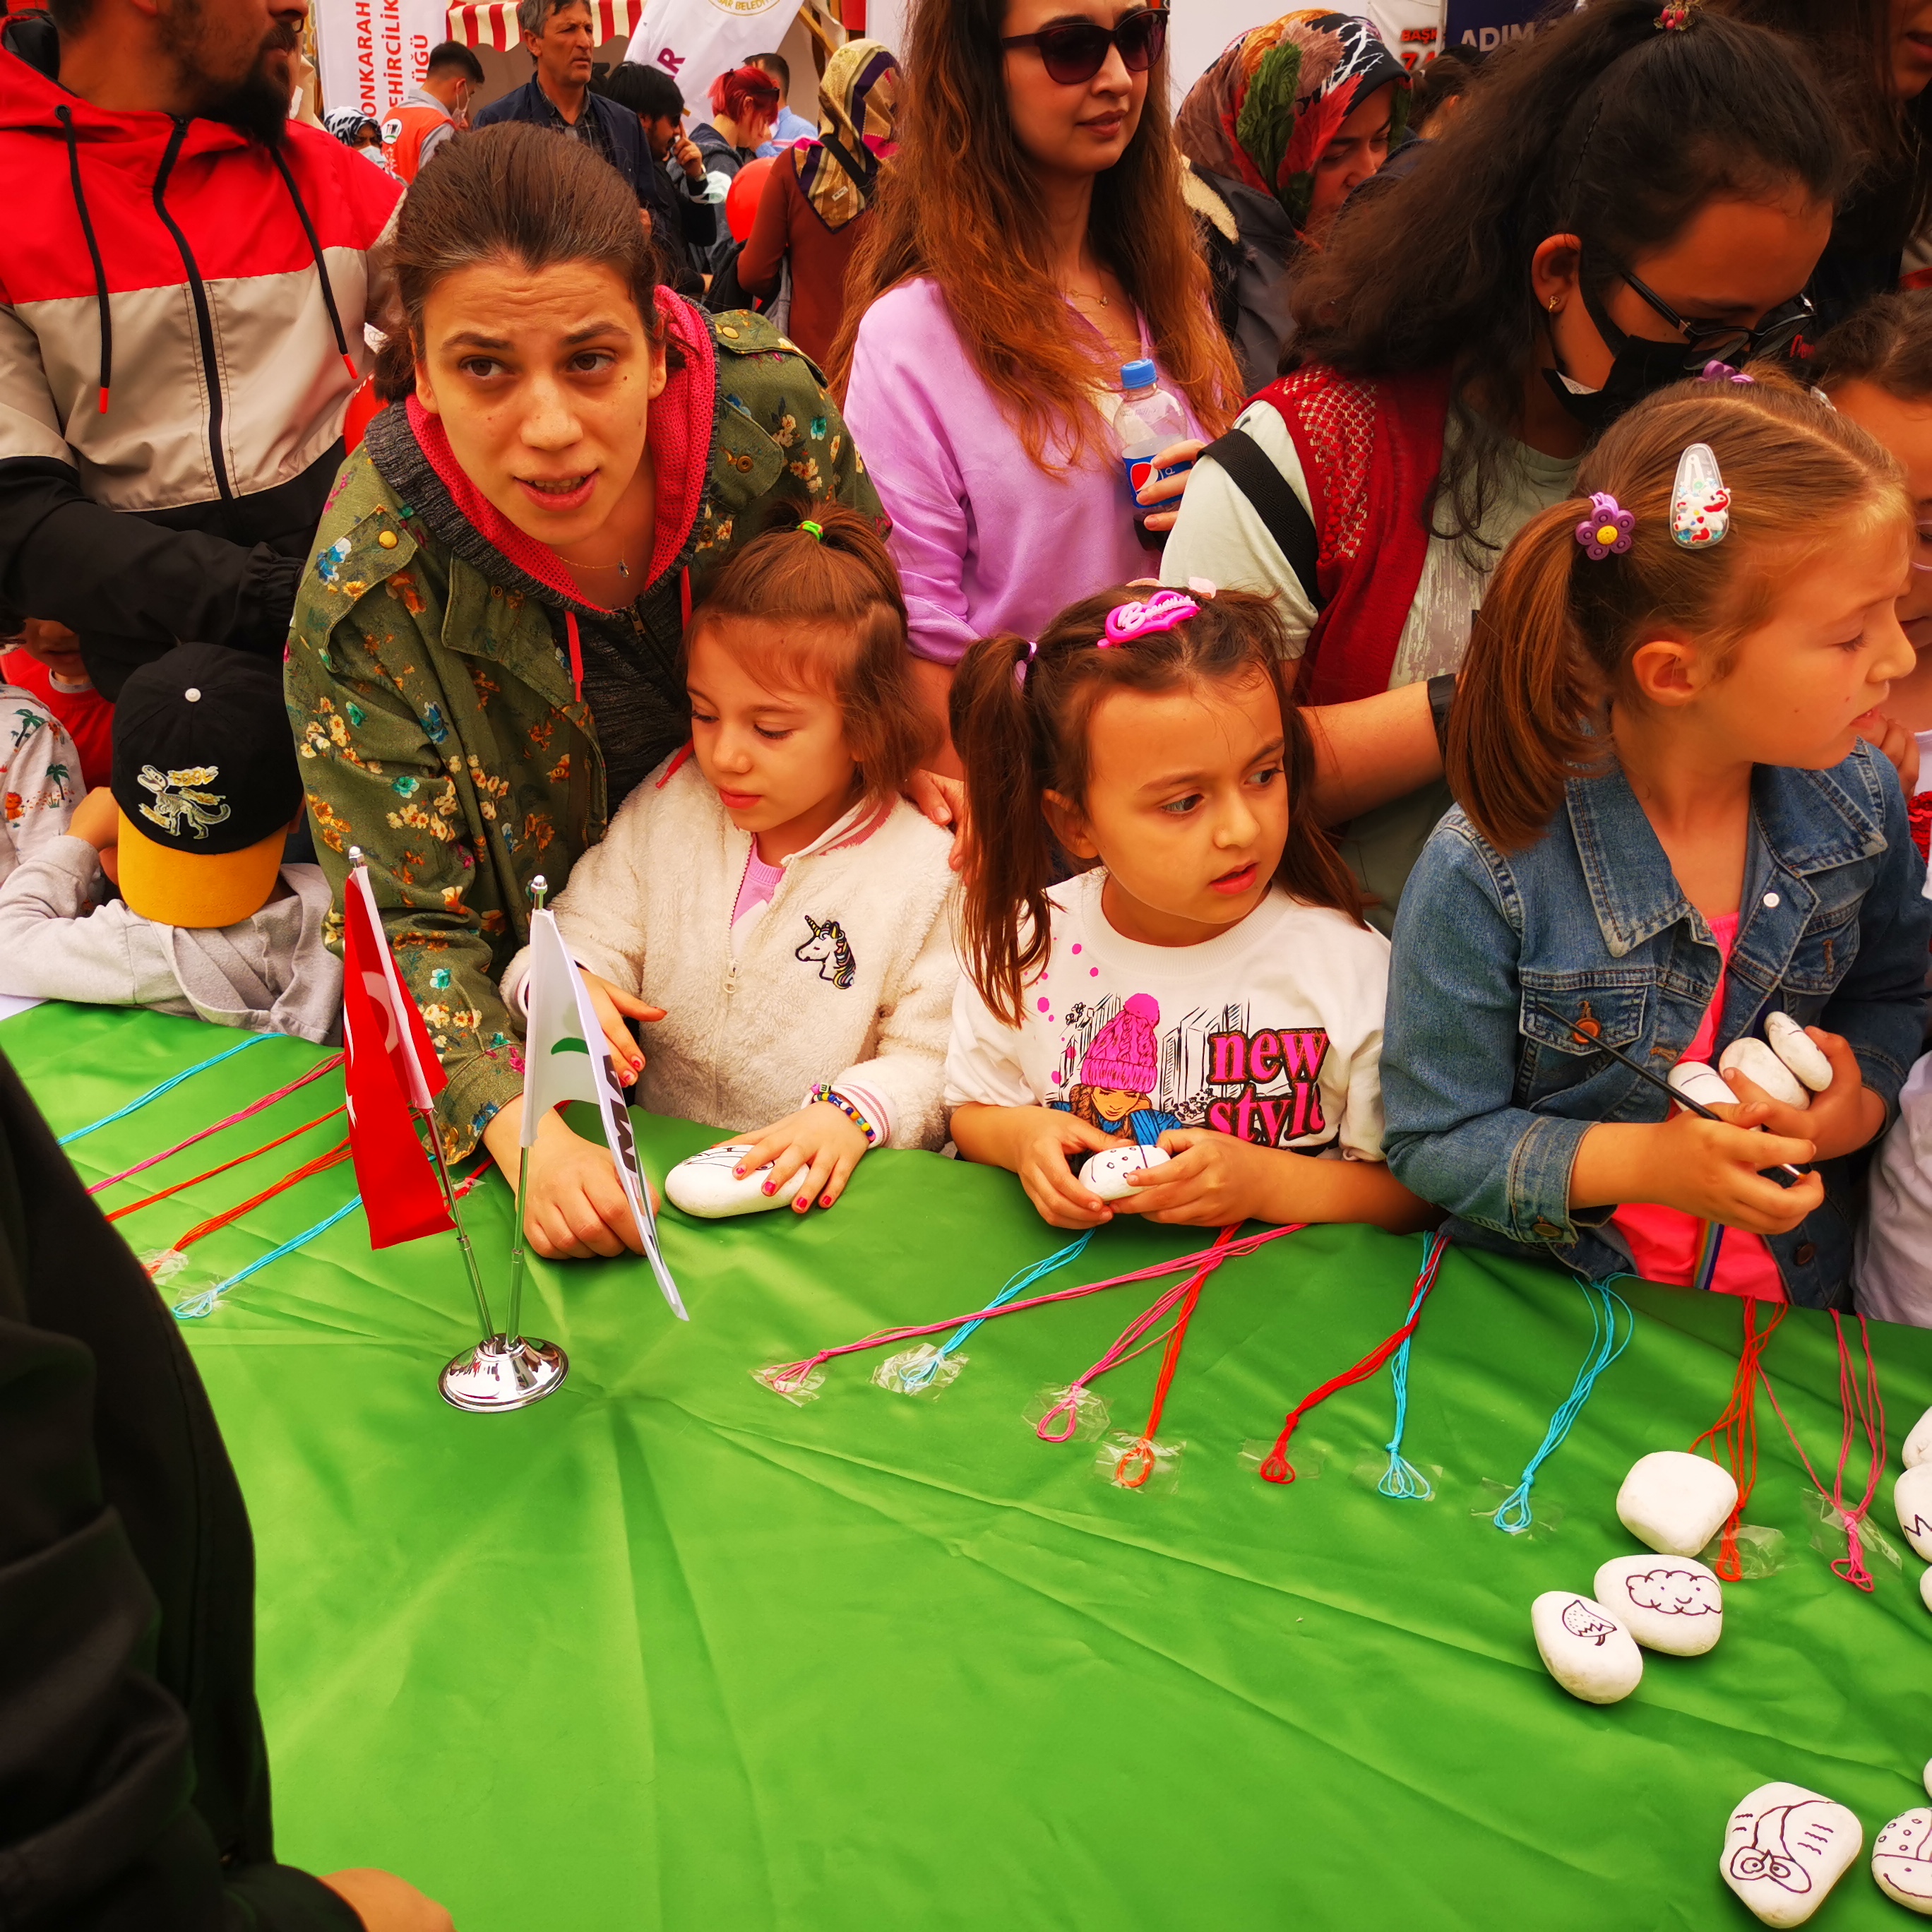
[1698,360,1753,386]
[797,520,824,542]
[1573,492,1634,561]
[1102,589,1198,645]
[1671,442,1731,548]
[1013,640,1038,691]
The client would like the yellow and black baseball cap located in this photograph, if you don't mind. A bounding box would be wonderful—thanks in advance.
[110,645,303,930]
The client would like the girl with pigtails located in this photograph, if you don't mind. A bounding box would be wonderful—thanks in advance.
[943,584,1433,1236]
[1381,376,1932,1309]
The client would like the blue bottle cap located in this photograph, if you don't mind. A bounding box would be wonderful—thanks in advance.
[1119,358,1157,390]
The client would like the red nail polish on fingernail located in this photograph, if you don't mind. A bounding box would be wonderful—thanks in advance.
[819,1194,832,1208]
[794,1198,808,1212]
[761,1181,775,1195]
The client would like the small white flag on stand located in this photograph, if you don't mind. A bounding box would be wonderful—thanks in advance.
[523,907,688,1320]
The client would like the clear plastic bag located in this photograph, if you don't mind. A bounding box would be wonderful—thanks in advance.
[1472,1477,1565,1540]
[1800,1489,1902,1573]
[752,1363,825,1405]
[1239,1437,1326,1481]
[141,1246,189,1285]
[872,1344,965,1397]
[1095,1431,1184,1494]
[1025,1383,1110,1443]
[1695,1522,1789,1580]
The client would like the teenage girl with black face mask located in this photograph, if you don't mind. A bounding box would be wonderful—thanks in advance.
[1162,0,1850,930]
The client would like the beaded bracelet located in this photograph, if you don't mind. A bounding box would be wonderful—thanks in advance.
[806,1083,878,1145]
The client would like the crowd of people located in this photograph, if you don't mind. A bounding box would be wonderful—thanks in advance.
[10,0,1932,1918]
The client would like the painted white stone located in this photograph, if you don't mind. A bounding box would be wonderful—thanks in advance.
[1078,1143,1172,1201]
[1719,1037,1811,1109]
[663,1144,801,1218]
[1922,1569,1932,1620]
[1670,1059,1739,1112]
[1616,1450,1740,1558]
[1530,1591,1643,1704]
[1592,1553,1723,1656]
[1895,1463,1932,1562]
[1875,1808,1932,1914]
[1903,1403,1932,1469]
[1924,1756,1932,1801]
[1720,1782,1863,1926]
[1765,1011,1833,1093]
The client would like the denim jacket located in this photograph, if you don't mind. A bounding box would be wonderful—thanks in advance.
[1382,748,1931,1307]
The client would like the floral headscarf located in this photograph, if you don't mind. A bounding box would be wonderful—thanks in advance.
[1176,11,1409,236]
[794,39,900,232]
[323,107,379,148]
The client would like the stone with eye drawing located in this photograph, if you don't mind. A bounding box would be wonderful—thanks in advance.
[1078,1143,1171,1201]
[664,1143,802,1218]
[1721,1782,1862,1926]
[1875,1808,1932,1914]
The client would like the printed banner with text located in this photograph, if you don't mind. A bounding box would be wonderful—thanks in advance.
[314,0,449,124]
[625,0,806,121]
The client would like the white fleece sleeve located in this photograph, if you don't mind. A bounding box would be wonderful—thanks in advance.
[830,888,961,1152]
[0,693,80,883]
[0,838,193,1013]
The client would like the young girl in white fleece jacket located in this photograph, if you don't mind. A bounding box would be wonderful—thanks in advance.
[497,505,958,1253]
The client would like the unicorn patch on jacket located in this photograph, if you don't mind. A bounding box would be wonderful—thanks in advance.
[796,914,857,989]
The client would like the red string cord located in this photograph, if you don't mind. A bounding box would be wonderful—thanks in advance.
[1116,1275,1208,1489]
[1258,1233,1451,1485]
[157,1140,354,1258]
[759,1223,1307,1395]
[1036,1226,1238,1454]
[1759,1310,1888,1592]
[87,1053,345,1195]
[1689,1298,1787,1581]
[105,1107,347,1223]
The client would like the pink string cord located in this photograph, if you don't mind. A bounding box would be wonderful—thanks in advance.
[1760,1309,1888,1592]
[758,1223,1307,1396]
[1258,1232,1450,1485]
[86,1053,346,1195]
[1037,1226,1239,1446]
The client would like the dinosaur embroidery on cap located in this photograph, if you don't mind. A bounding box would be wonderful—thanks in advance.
[138,764,232,839]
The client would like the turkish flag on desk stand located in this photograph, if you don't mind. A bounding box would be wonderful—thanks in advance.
[342,866,457,1248]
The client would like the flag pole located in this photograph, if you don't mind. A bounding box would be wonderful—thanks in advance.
[426,866,567,1414]
[421,1114,495,1342]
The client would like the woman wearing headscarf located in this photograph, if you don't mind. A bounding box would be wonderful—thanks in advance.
[739,40,900,366]
[1177,11,1408,393]
[323,107,388,163]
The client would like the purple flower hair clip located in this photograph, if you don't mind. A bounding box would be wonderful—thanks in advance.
[1698,359,1754,386]
[1102,588,1198,645]
[1574,492,1635,561]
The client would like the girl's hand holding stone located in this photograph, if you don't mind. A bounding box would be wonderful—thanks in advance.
[1119,1126,1275,1225]
[1573,1109,1821,1236]
[579,969,664,1087]
[725,1102,871,1213]
[1720,1027,1885,1164]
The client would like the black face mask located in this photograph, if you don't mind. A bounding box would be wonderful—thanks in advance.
[1542,278,1697,436]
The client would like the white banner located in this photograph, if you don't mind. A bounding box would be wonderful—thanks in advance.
[313,0,449,123]
[624,0,806,121]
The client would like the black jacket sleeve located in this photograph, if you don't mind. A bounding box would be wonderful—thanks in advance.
[0,458,302,699]
[0,1050,362,1931]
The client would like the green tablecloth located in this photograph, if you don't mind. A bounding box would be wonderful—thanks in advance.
[11,1003,1932,1932]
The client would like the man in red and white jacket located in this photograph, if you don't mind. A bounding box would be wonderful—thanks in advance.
[0,0,400,698]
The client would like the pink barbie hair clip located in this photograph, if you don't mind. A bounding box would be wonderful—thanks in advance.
[1574,492,1635,561]
[1698,360,1754,386]
[1013,640,1039,691]
[1103,588,1199,645]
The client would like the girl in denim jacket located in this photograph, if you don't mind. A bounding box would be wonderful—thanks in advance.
[1383,376,1931,1308]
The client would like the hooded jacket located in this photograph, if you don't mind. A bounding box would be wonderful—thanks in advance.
[0,40,400,698]
[285,297,887,1157]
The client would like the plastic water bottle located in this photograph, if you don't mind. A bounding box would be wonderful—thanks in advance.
[1110,358,1193,551]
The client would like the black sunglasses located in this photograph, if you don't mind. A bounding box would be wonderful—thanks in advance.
[1617,263,1816,371]
[1001,6,1169,85]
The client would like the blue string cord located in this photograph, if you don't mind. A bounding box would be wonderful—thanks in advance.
[900,1232,1095,1389]
[1379,1231,1446,1501]
[1491,1278,1635,1533]
[59,1032,275,1145]
[172,1194,362,1321]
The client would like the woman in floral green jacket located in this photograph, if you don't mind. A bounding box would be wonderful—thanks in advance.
[287,123,885,1253]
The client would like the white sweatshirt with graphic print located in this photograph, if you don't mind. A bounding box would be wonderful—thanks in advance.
[499,754,961,1149]
[0,684,79,884]
[946,869,1390,1160]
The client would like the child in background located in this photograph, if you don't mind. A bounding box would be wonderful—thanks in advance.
[495,506,958,1258]
[1383,376,1930,1308]
[0,644,341,1042]
[0,653,78,883]
[2,616,113,790]
[945,583,1431,1234]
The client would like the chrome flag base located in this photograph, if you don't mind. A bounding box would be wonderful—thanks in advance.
[439,1333,569,1412]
